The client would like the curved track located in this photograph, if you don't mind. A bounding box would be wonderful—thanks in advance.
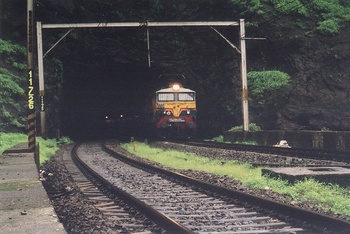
[65,144,161,233]
[68,141,350,233]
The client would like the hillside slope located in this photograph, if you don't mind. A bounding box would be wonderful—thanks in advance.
[1,0,350,136]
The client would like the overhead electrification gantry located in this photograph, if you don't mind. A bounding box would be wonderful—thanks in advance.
[36,20,251,138]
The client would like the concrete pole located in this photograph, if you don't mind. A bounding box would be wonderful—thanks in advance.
[240,19,249,132]
[147,25,151,68]
[37,22,46,138]
[27,0,36,152]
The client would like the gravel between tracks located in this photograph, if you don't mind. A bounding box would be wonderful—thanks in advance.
[41,142,350,233]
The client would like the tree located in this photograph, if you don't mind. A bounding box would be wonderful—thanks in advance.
[0,39,26,131]
[247,70,290,128]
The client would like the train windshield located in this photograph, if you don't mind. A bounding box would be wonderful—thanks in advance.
[158,93,175,101]
[157,92,195,101]
[178,92,195,101]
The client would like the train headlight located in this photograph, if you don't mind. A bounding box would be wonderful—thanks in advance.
[172,83,180,91]
[187,110,190,115]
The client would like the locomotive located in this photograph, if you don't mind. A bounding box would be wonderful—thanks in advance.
[152,83,197,138]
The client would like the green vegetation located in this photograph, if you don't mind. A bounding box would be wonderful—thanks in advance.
[209,135,226,143]
[0,132,73,165]
[271,0,307,16]
[208,135,258,145]
[208,124,261,143]
[36,137,60,165]
[247,70,290,97]
[57,136,74,145]
[317,19,340,35]
[228,123,262,132]
[0,132,27,153]
[122,142,350,216]
[311,0,350,35]
[0,39,26,132]
[247,71,290,119]
[0,39,26,58]
[230,0,350,35]
[0,37,63,136]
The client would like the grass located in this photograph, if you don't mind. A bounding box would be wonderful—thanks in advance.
[0,132,73,165]
[122,141,350,216]
[207,135,258,145]
[0,132,27,151]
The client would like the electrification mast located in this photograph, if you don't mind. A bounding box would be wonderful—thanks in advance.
[27,0,36,152]
[36,20,251,133]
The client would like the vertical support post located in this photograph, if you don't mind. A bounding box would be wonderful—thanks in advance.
[37,21,46,138]
[27,0,36,152]
[240,19,249,132]
[146,22,151,68]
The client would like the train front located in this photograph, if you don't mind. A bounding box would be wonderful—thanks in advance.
[154,83,196,138]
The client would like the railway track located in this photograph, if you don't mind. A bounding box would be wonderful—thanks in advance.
[62,144,159,233]
[67,141,350,233]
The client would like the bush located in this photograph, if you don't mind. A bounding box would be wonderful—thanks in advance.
[0,132,74,165]
[228,123,262,132]
[248,70,290,96]
[57,136,74,145]
[271,0,307,16]
[210,135,225,142]
[0,39,26,132]
[317,19,340,35]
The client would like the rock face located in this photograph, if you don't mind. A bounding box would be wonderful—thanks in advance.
[253,20,350,130]
[32,1,350,133]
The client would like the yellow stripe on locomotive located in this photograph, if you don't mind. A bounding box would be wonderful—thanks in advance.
[154,83,197,138]
[157,102,196,117]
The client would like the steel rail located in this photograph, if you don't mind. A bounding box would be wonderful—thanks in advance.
[71,142,195,234]
[102,141,350,233]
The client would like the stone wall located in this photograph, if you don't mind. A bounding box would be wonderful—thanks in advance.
[223,131,350,152]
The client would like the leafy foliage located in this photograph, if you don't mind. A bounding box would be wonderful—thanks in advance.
[274,0,350,34]
[0,39,26,132]
[0,132,26,154]
[247,70,290,128]
[56,136,74,145]
[229,0,265,15]
[271,0,307,16]
[228,123,262,132]
[3,0,350,136]
[230,0,350,34]
[0,133,73,165]
[209,135,225,143]
[248,70,290,97]
[317,19,340,35]
[310,0,350,34]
